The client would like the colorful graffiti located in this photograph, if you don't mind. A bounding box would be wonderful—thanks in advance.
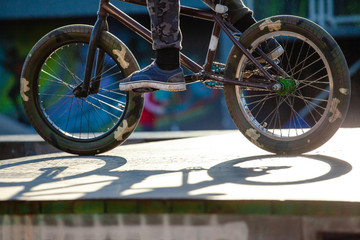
[0,32,27,124]
[0,17,234,133]
[138,85,224,131]
[2,0,360,134]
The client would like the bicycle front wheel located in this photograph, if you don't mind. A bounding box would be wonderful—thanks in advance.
[224,16,351,154]
[21,25,144,155]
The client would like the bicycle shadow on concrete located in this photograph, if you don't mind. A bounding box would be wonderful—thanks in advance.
[207,154,353,186]
[0,154,352,200]
[0,155,127,200]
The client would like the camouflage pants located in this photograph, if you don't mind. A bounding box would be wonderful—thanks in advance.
[147,0,252,50]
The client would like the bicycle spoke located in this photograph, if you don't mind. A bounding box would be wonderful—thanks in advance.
[287,95,298,136]
[293,93,327,111]
[292,56,323,78]
[88,100,109,135]
[72,100,80,135]
[86,93,117,123]
[291,45,313,79]
[266,103,278,134]
[241,92,274,99]
[297,67,328,90]
[77,43,87,79]
[293,91,323,122]
[253,95,277,119]
[79,99,83,138]
[41,90,74,116]
[93,62,119,81]
[84,98,121,120]
[292,37,305,77]
[65,97,74,132]
[298,81,330,93]
[275,97,283,137]
[260,95,289,125]
[96,93,126,109]
[43,57,77,84]
[282,37,293,74]
[74,98,98,138]
[100,71,125,89]
[88,95,123,112]
[53,50,83,85]
[298,94,329,103]
[40,70,74,90]
[48,97,77,127]
[284,96,311,129]
[245,93,276,108]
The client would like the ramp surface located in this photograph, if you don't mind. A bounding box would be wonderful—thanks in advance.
[0,129,359,216]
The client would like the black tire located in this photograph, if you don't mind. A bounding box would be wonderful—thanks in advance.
[21,25,144,155]
[224,16,351,154]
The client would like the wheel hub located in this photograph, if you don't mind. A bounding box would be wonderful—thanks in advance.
[277,77,297,95]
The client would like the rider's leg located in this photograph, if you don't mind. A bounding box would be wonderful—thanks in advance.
[202,0,283,62]
[201,0,253,25]
[119,0,185,92]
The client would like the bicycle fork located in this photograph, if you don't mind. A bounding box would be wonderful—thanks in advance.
[73,0,109,98]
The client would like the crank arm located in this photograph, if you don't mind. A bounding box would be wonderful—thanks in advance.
[205,74,281,92]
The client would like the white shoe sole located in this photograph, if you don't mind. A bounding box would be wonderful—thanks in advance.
[119,80,186,92]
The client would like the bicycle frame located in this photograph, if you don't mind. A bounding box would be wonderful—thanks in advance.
[74,0,283,97]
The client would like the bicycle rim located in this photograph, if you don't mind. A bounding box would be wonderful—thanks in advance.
[235,31,333,141]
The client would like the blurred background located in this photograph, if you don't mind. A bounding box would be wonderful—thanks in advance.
[0,0,359,134]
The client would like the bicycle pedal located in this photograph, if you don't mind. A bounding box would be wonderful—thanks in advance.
[212,62,226,75]
[204,80,224,89]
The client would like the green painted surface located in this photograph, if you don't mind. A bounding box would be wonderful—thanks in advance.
[171,200,205,214]
[106,200,138,214]
[138,200,171,214]
[42,201,74,214]
[73,201,105,214]
[0,200,359,217]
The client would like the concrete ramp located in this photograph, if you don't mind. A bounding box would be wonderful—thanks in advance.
[0,129,360,239]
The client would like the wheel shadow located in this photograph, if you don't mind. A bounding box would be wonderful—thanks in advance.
[207,154,352,186]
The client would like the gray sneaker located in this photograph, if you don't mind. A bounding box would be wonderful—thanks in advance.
[119,62,186,92]
[254,38,284,63]
[244,38,284,75]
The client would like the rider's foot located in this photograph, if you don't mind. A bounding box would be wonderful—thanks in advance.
[254,38,284,63]
[119,62,186,92]
[243,39,284,78]
[233,13,283,63]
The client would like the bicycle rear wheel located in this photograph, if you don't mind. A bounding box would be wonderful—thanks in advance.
[21,24,144,155]
[224,16,351,154]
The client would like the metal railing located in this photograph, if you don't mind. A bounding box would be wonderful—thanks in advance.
[307,0,360,28]
[245,0,360,28]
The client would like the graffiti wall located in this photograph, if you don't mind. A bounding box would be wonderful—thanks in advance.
[0,15,234,133]
[1,0,360,134]
[0,21,31,125]
[0,19,93,129]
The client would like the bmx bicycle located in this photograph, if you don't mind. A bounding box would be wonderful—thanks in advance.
[20,0,351,155]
